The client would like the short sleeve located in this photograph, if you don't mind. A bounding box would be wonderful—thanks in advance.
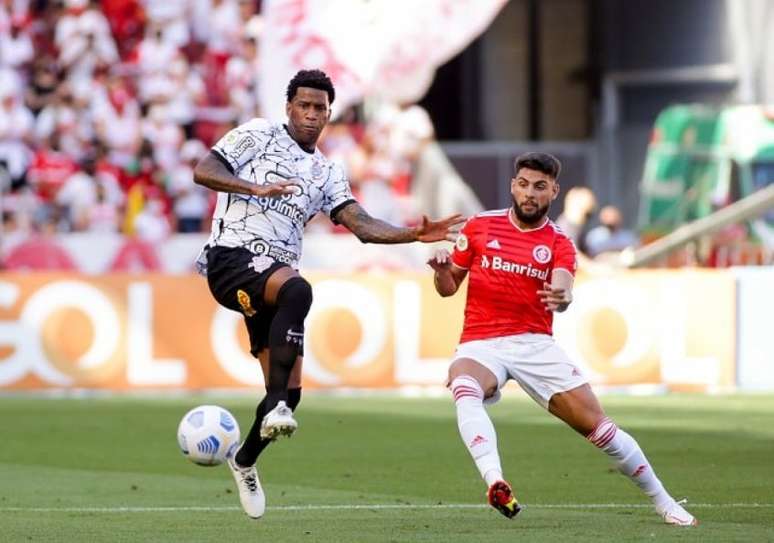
[553,234,577,276]
[451,218,477,269]
[211,119,269,174]
[321,163,356,223]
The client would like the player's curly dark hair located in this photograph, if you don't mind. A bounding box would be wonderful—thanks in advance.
[286,69,336,104]
[514,152,561,179]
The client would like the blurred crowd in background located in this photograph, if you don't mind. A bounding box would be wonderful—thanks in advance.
[0,0,470,248]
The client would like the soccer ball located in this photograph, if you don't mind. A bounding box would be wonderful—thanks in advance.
[177,405,240,466]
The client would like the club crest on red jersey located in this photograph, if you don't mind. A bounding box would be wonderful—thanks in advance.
[455,233,469,251]
[532,244,552,264]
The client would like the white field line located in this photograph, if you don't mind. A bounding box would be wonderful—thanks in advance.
[0,503,772,513]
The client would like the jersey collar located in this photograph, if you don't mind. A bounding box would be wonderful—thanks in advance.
[508,207,549,232]
[283,124,317,155]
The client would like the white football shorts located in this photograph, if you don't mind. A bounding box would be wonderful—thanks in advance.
[453,333,587,409]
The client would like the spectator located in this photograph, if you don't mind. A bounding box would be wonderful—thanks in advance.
[347,145,404,225]
[188,0,213,45]
[202,0,241,104]
[585,205,638,257]
[1,184,41,235]
[55,0,119,85]
[91,74,141,167]
[135,23,180,104]
[208,0,240,57]
[86,181,121,233]
[168,139,209,233]
[225,34,260,123]
[133,196,171,242]
[163,54,205,138]
[0,15,34,70]
[141,103,184,171]
[0,75,34,189]
[396,105,484,220]
[25,55,60,115]
[0,0,31,30]
[556,186,596,255]
[27,131,78,201]
[35,83,84,158]
[236,1,263,55]
[141,0,189,49]
[56,155,101,230]
[100,0,145,59]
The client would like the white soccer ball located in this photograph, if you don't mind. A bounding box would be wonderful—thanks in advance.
[177,405,240,466]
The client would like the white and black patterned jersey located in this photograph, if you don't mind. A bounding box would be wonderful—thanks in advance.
[196,118,355,273]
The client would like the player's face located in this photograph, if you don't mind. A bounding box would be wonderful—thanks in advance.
[286,87,331,148]
[510,168,559,225]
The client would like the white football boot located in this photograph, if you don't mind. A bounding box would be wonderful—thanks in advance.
[227,452,266,519]
[259,400,298,440]
[658,499,698,526]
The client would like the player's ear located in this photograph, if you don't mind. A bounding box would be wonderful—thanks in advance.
[285,100,292,118]
[551,180,560,200]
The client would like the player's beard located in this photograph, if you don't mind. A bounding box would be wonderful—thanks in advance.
[512,198,549,225]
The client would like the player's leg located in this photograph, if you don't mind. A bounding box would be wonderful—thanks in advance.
[206,250,305,518]
[228,315,306,519]
[448,356,520,519]
[258,267,311,439]
[228,350,303,520]
[235,351,303,467]
[548,384,696,526]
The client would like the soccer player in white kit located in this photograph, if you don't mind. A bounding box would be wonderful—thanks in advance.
[193,69,463,519]
[428,152,696,526]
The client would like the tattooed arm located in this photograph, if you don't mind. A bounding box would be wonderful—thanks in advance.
[334,202,464,244]
[193,152,297,197]
[335,202,418,243]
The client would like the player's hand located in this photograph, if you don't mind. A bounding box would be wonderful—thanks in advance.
[253,179,299,198]
[537,282,572,312]
[427,249,453,272]
[415,214,465,242]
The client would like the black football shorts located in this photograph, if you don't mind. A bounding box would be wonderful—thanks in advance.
[206,245,290,358]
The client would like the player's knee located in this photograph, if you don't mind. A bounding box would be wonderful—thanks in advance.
[585,415,618,446]
[447,360,469,383]
[449,374,483,400]
[483,384,499,398]
[482,389,502,405]
[448,374,498,401]
[276,277,313,316]
[448,362,498,398]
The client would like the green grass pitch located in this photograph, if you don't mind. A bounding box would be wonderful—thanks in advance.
[1,393,773,542]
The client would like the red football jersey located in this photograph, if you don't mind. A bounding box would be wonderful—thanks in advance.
[451,209,577,343]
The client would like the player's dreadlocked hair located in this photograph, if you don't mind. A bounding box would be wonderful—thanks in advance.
[286,69,336,104]
[514,152,561,179]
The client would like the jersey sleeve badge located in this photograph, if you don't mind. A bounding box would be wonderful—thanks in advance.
[455,233,469,251]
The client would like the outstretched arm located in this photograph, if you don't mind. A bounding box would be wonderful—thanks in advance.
[427,248,468,297]
[334,202,463,244]
[193,152,297,197]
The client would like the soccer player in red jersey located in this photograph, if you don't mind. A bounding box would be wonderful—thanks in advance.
[428,152,696,526]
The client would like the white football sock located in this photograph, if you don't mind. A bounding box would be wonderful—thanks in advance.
[450,375,503,486]
[588,417,673,510]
